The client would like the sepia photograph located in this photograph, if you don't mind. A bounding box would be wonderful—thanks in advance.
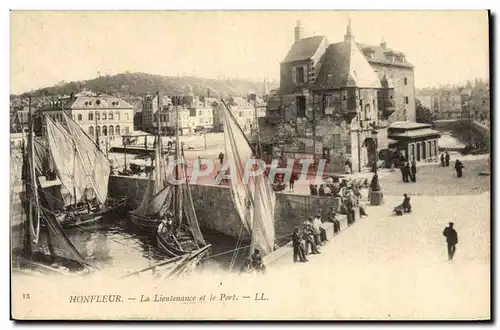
[9,9,491,320]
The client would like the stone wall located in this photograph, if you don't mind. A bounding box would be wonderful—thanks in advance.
[107,176,342,245]
[372,64,416,123]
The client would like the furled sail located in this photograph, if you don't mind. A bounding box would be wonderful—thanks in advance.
[45,116,88,205]
[221,102,276,255]
[24,123,89,268]
[179,159,205,246]
[222,105,256,233]
[63,112,111,204]
[250,175,276,255]
[130,136,169,217]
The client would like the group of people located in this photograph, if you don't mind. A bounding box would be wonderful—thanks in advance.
[400,161,418,183]
[292,212,328,263]
[441,152,466,178]
[239,249,266,274]
[292,203,359,263]
[440,152,451,167]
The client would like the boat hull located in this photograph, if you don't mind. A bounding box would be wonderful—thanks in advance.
[128,213,162,233]
[156,230,210,259]
[60,197,128,229]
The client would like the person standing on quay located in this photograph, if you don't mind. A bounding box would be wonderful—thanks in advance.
[443,222,458,260]
[455,159,465,178]
[410,161,417,182]
[445,151,450,167]
[292,227,308,263]
[218,152,224,165]
[440,153,445,167]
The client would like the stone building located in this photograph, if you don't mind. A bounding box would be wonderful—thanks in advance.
[35,91,134,149]
[263,20,417,173]
[388,122,441,162]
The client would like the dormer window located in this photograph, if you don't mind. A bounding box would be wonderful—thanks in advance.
[96,100,101,106]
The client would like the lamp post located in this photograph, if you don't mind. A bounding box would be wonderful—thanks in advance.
[204,121,208,150]
[372,129,378,174]
[370,128,383,206]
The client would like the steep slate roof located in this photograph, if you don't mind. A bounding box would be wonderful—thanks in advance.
[314,41,381,89]
[357,43,414,68]
[282,36,327,63]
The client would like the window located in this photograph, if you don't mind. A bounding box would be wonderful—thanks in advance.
[116,125,120,135]
[89,101,92,106]
[109,125,114,135]
[96,112,100,120]
[364,104,371,120]
[125,113,129,121]
[77,114,82,121]
[96,100,101,106]
[116,112,120,120]
[405,96,409,104]
[89,126,94,136]
[102,112,107,120]
[345,143,352,154]
[296,67,305,84]
[85,102,88,106]
[103,126,108,136]
[88,112,94,121]
[124,126,129,134]
[404,77,408,85]
[109,112,113,120]
[96,125,101,136]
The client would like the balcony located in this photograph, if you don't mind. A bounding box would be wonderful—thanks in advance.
[342,109,358,124]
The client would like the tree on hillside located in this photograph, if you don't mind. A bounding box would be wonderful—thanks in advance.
[416,99,436,124]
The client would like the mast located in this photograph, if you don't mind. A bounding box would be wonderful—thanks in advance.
[22,96,33,257]
[175,105,182,230]
[95,106,100,151]
[72,141,77,206]
[220,98,258,157]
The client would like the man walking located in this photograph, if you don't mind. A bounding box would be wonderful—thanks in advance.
[443,222,458,260]
[218,152,224,165]
[455,159,465,178]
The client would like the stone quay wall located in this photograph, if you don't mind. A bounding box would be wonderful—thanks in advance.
[107,176,342,245]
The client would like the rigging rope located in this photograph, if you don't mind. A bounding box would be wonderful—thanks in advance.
[228,224,244,272]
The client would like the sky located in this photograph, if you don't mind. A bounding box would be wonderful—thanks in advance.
[10,10,490,94]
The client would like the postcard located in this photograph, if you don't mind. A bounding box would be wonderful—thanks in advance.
[10,10,491,320]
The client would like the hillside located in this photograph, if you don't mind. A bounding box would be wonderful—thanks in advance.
[16,72,279,98]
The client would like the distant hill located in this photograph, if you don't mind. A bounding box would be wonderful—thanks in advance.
[16,72,279,98]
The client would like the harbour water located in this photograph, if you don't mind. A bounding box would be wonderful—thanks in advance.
[12,215,250,277]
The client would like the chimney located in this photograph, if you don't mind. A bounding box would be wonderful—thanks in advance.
[294,20,303,43]
[380,37,387,50]
[344,18,354,43]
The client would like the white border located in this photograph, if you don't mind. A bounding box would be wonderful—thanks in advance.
[3,1,498,328]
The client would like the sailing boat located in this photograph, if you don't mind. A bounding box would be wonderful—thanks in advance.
[17,102,94,275]
[220,99,276,266]
[128,93,171,232]
[128,133,172,232]
[42,112,127,229]
[155,106,211,259]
